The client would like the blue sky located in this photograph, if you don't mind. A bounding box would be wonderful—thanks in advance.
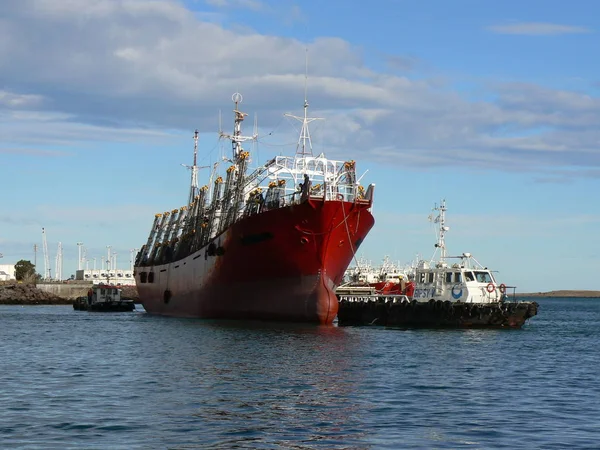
[1,0,599,292]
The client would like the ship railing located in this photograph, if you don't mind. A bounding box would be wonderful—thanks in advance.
[337,294,411,303]
[256,155,362,200]
[266,183,360,202]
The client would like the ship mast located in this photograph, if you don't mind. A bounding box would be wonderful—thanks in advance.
[285,49,323,158]
[432,199,449,261]
[189,130,199,205]
[182,130,210,206]
[219,93,257,162]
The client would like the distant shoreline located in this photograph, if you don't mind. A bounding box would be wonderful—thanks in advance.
[518,290,600,298]
[1,284,599,305]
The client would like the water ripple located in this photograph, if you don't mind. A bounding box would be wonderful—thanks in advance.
[1,299,599,449]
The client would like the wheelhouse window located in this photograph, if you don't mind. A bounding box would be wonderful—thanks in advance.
[474,271,493,283]
[454,273,462,283]
[427,273,434,283]
[465,272,475,281]
[445,272,453,283]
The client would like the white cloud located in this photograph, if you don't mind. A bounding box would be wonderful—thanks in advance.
[0,90,44,107]
[0,147,69,157]
[487,22,592,36]
[205,0,264,11]
[0,0,598,176]
[0,109,173,146]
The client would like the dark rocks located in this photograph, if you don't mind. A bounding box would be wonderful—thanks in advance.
[0,282,140,305]
[0,283,70,305]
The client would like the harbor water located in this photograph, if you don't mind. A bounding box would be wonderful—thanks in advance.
[1,298,599,449]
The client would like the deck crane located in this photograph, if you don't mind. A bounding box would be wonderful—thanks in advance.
[42,227,51,280]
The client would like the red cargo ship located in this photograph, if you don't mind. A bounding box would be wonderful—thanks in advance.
[134,93,375,324]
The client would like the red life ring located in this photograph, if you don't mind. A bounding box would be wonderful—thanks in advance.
[336,193,344,201]
[499,283,506,294]
[486,282,495,293]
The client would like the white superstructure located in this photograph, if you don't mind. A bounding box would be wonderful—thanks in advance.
[412,200,508,304]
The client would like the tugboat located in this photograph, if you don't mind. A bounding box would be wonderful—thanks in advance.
[337,200,539,328]
[73,284,135,312]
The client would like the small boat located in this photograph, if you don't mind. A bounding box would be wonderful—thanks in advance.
[337,200,539,328]
[73,284,135,312]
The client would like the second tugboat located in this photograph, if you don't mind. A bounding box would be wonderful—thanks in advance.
[134,92,375,324]
[73,284,135,312]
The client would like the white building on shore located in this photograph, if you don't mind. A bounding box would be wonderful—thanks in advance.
[0,264,16,281]
[75,269,135,286]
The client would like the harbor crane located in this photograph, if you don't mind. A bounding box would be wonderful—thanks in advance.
[42,227,51,280]
[55,242,63,281]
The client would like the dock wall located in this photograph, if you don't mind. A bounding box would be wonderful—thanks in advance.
[36,283,92,300]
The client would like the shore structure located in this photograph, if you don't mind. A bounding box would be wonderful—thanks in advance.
[75,269,135,286]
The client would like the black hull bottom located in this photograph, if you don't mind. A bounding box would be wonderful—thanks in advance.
[337,299,538,329]
[73,298,135,312]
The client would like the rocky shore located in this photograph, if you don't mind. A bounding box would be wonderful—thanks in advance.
[518,290,600,298]
[0,283,70,305]
[0,283,140,305]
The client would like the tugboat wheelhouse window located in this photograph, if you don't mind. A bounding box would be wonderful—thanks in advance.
[474,271,492,283]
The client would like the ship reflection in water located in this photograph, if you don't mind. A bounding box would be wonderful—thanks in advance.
[135,317,369,448]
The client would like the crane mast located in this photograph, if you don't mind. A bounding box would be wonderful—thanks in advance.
[55,242,63,281]
[42,227,50,280]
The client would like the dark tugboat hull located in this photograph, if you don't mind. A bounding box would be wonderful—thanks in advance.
[337,299,539,329]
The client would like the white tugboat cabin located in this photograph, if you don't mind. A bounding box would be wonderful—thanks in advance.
[413,253,504,304]
[412,200,507,304]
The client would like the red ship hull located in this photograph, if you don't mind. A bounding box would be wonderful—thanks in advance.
[135,198,374,324]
